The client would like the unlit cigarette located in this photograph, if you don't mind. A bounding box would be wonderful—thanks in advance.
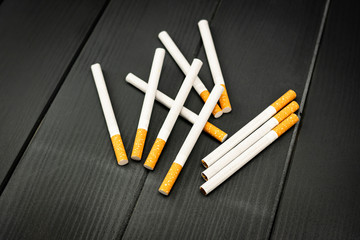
[159,84,224,196]
[144,59,203,170]
[125,73,228,143]
[202,101,299,180]
[200,114,299,195]
[91,63,128,165]
[198,20,231,113]
[131,48,165,161]
[158,31,223,118]
[202,89,296,168]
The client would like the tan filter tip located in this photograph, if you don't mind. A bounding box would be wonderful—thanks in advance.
[273,101,299,123]
[144,138,166,170]
[219,84,231,113]
[271,90,296,112]
[203,122,228,142]
[273,114,299,137]
[159,162,183,196]
[200,90,223,118]
[111,134,128,165]
[131,128,147,160]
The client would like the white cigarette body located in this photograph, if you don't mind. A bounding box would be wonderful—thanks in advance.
[91,63,128,165]
[125,73,228,143]
[202,101,299,180]
[158,31,223,118]
[200,114,299,195]
[144,59,203,170]
[159,84,224,195]
[131,48,165,160]
[198,19,231,113]
[202,90,296,168]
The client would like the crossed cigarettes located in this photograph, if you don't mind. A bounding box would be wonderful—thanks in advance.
[90,19,299,197]
[159,84,224,195]
[144,59,203,170]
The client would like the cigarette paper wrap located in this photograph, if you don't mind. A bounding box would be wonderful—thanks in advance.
[273,114,299,137]
[158,162,183,195]
[144,138,166,170]
[131,128,147,160]
[271,90,296,111]
[111,134,128,165]
[219,84,231,113]
[200,90,223,118]
[125,73,228,142]
[158,31,222,118]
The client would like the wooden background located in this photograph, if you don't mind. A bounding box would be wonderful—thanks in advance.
[0,0,359,239]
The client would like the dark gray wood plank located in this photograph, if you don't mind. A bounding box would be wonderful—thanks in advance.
[122,0,328,239]
[0,0,218,239]
[0,0,108,189]
[271,0,360,239]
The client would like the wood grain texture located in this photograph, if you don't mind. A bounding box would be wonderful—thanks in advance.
[0,0,218,239]
[271,0,360,239]
[0,0,108,188]
[122,0,327,239]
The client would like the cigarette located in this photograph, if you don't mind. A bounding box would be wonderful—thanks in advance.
[131,48,165,161]
[144,59,203,170]
[202,89,296,168]
[200,114,299,195]
[91,63,128,165]
[198,20,231,113]
[202,101,299,180]
[126,73,228,143]
[159,84,224,196]
[158,31,223,118]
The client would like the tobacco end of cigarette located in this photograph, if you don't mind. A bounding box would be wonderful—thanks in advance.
[200,187,207,196]
[111,134,128,166]
[159,162,183,196]
[131,128,147,161]
[273,113,299,137]
[201,160,208,168]
[198,19,208,25]
[273,101,299,123]
[203,122,228,142]
[271,90,297,112]
[158,31,168,39]
[144,138,166,170]
[201,172,208,181]
[219,84,232,113]
[200,90,223,118]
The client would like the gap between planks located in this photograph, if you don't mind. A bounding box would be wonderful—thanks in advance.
[0,0,112,196]
[118,0,223,239]
[266,0,332,239]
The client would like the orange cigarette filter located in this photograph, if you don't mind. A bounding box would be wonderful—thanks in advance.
[271,90,297,111]
[203,122,228,142]
[273,113,299,137]
[274,101,299,123]
[111,134,128,165]
[200,90,223,118]
[144,138,166,170]
[158,162,183,195]
[219,84,231,113]
[131,128,147,160]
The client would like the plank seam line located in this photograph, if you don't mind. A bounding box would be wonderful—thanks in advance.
[0,0,112,196]
[119,1,223,238]
[265,0,331,238]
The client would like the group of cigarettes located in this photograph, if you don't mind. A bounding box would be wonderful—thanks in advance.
[90,20,299,196]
